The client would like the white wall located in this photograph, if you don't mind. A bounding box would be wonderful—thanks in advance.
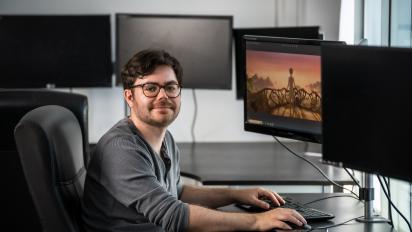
[0,0,341,143]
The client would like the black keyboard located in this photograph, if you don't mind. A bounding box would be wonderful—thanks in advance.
[236,197,334,221]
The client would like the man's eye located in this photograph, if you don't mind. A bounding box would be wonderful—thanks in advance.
[145,85,158,92]
[165,85,177,92]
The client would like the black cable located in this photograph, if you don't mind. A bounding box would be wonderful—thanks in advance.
[378,176,393,226]
[347,168,357,192]
[273,136,359,198]
[191,89,198,143]
[311,216,364,230]
[303,194,361,206]
[378,175,412,232]
[343,167,360,197]
[344,167,361,188]
[410,183,412,231]
[383,177,393,225]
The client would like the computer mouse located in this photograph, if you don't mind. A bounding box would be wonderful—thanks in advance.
[285,222,312,231]
[302,224,312,230]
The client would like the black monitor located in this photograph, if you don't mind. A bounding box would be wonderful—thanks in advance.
[322,44,412,183]
[243,35,344,143]
[0,15,112,88]
[116,14,233,89]
[234,26,321,99]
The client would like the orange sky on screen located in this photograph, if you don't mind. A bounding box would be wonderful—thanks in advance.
[246,50,320,93]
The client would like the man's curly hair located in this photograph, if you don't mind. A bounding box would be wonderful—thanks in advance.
[121,49,183,89]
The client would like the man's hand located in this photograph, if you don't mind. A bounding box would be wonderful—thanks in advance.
[254,207,307,231]
[231,187,285,210]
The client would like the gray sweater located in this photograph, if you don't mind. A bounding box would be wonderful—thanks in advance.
[82,118,189,232]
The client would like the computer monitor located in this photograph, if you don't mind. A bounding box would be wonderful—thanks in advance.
[322,44,412,183]
[0,15,112,88]
[243,35,344,143]
[116,14,233,89]
[234,26,321,99]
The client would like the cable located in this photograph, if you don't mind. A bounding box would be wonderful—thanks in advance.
[410,183,412,232]
[383,177,393,225]
[273,136,359,198]
[311,216,364,230]
[191,89,198,143]
[347,168,357,192]
[344,167,361,188]
[343,167,360,195]
[378,175,412,232]
[303,194,361,206]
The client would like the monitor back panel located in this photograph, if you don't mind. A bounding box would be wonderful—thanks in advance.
[322,44,412,182]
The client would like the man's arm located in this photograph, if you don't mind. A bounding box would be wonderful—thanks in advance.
[180,184,235,208]
[186,204,306,232]
[180,184,284,209]
[180,185,307,231]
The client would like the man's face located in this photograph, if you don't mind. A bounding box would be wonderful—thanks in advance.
[126,65,181,128]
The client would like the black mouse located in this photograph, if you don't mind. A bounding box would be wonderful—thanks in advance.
[285,222,312,231]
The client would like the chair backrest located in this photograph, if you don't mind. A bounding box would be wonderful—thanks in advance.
[0,89,89,230]
[14,105,86,232]
[0,89,90,166]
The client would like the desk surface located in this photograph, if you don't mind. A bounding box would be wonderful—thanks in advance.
[223,193,394,232]
[179,142,354,186]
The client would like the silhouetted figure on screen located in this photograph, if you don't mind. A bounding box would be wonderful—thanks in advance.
[287,68,297,116]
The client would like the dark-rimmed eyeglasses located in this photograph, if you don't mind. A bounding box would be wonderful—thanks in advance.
[130,83,182,98]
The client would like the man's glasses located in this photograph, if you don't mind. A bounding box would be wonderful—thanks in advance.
[130,83,182,98]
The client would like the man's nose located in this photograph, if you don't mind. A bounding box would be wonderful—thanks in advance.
[157,87,169,99]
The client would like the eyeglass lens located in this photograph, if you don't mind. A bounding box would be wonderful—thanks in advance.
[142,83,180,98]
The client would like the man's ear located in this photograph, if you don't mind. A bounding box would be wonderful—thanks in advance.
[124,89,134,108]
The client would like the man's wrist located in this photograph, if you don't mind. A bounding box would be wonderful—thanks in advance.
[227,188,239,203]
[249,213,260,231]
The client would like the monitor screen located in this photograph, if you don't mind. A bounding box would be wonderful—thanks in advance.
[116,14,233,89]
[322,44,412,182]
[0,15,112,88]
[244,36,344,143]
[233,26,320,99]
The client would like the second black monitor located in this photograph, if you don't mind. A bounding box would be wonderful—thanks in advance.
[116,14,233,89]
[322,44,412,182]
[234,26,321,99]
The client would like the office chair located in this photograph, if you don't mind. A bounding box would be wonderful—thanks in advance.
[14,105,86,232]
[0,89,89,231]
[0,89,90,166]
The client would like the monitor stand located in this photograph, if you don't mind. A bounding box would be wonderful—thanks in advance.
[356,173,389,223]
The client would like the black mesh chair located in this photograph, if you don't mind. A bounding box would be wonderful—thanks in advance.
[14,105,86,232]
[0,89,89,231]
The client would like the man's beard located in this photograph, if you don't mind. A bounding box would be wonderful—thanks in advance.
[137,99,180,128]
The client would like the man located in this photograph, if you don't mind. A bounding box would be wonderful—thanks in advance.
[82,49,306,232]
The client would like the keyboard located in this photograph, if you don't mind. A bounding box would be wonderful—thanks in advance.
[236,197,334,221]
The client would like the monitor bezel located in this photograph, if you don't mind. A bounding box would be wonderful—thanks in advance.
[115,13,233,89]
[243,35,345,143]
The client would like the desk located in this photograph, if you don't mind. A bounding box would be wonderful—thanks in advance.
[179,142,353,189]
[222,193,394,232]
